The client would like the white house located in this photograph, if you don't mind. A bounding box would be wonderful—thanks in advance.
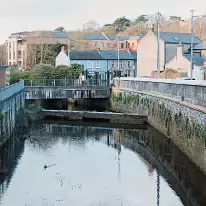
[166,43,205,80]
[55,46,70,67]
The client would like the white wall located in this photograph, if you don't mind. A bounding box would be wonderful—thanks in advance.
[56,51,69,67]
[193,65,204,80]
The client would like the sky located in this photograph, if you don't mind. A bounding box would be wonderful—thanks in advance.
[0,0,206,43]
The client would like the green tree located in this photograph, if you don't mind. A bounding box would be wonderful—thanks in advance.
[68,64,83,78]
[54,26,66,32]
[113,16,131,32]
[53,65,70,79]
[32,64,55,79]
[9,66,22,84]
[135,15,148,24]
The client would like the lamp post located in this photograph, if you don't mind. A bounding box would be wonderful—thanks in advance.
[157,11,161,79]
[190,9,195,78]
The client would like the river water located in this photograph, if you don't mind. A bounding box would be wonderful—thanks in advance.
[0,120,206,206]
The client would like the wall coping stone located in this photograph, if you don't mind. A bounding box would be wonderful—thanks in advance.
[117,77,206,86]
[117,88,206,114]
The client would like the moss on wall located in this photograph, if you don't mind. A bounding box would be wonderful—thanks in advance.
[111,91,205,142]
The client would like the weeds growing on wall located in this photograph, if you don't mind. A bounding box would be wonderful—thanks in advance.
[14,104,43,135]
[112,91,205,141]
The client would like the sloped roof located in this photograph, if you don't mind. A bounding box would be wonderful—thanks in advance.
[99,50,137,60]
[86,34,107,40]
[0,66,8,70]
[69,50,137,60]
[193,43,205,50]
[154,32,202,44]
[184,54,205,66]
[70,50,103,60]
[30,31,69,39]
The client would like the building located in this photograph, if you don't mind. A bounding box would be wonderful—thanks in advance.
[5,31,69,70]
[166,43,205,80]
[137,29,204,77]
[56,46,70,67]
[71,33,140,51]
[0,66,8,87]
[56,48,137,78]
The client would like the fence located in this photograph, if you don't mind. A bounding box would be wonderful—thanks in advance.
[24,78,109,88]
[0,80,24,102]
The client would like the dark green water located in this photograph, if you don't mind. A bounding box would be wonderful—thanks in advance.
[0,121,206,206]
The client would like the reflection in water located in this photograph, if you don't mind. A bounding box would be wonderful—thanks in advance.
[0,137,25,204]
[0,123,205,206]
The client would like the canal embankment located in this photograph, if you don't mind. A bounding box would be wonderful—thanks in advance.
[111,78,206,174]
[42,110,148,125]
[0,81,25,145]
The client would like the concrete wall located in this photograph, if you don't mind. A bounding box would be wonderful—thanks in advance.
[0,81,25,144]
[115,77,206,107]
[111,78,206,173]
[137,30,165,77]
[25,87,110,100]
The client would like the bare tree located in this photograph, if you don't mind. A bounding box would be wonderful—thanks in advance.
[83,20,101,33]
[0,44,6,65]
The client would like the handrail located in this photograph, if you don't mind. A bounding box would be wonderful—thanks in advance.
[24,79,110,88]
[0,80,24,102]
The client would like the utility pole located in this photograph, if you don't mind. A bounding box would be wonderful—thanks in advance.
[157,11,161,79]
[117,36,120,76]
[190,9,195,79]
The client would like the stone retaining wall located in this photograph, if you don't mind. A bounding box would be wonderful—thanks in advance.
[111,78,206,173]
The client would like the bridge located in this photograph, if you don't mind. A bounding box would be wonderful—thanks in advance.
[24,79,111,100]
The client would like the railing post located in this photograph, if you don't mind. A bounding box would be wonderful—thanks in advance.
[31,80,33,87]
[53,79,56,87]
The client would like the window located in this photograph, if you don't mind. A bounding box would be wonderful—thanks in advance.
[120,60,123,67]
[111,61,115,67]
[132,43,135,48]
[96,60,100,68]
[121,43,124,49]
[128,43,130,48]
[87,60,91,68]
[127,61,131,67]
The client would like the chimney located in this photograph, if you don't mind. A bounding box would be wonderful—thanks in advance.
[97,48,101,53]
[177,43,183,57]
[61,46,65,52]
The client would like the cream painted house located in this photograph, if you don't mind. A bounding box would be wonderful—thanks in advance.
[166,44,205,80]
[55,46,70,67]
[137,30,204,78]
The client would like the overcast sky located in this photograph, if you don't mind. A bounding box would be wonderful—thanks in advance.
[0,0,206,43]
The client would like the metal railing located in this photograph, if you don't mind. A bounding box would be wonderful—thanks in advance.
[0,80,24,102]
[24,79,110,88]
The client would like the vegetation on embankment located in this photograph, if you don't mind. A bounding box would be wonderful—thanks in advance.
[111,90,206,173]
[14,104,43,135]
[9,64,83,84]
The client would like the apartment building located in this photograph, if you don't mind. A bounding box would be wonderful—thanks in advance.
[6,31,69,70]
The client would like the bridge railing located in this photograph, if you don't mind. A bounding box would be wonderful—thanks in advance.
[24,79,110,88]
[0,80,24,102]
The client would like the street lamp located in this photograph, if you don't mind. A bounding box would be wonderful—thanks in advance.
[157,11,161,79]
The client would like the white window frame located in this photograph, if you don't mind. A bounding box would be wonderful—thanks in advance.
[87,60,91,68]
[96,60,100,68]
